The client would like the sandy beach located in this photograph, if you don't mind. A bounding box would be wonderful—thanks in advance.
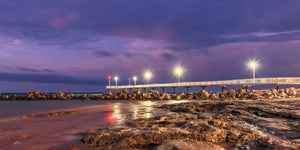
[0,100,191,150]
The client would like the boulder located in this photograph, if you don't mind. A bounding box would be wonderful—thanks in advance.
[287,87,297,97]
[162,93,171,100]
[208,93,219,100]
[10,94,20,100]
[199,90,210,100]
[226,89,236,100]
[33,91,40,95]
[216,92,226,100]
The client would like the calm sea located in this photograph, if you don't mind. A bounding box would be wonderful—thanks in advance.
[0,92,102,96]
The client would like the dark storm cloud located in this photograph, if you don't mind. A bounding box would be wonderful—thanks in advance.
[43,69,55,72]
[17,67,41,72]
[161,53,176,61]
[95,51,114,57]
[0,72,102,85]
[1,0,300,50]
[17,67,56,73]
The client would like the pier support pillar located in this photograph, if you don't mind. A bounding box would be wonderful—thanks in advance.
[277,84,279,91]
[186,87,190,94]
[162,88,165,93]
[222,86,225,92]
[201,86,206,90]
[173,87,176,94]
[245,86,248,92]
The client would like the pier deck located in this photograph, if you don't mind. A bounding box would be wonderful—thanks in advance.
[106,77,300,91]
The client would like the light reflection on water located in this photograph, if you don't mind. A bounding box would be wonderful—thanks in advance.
[106,100,194,127]
[105,101,171,127]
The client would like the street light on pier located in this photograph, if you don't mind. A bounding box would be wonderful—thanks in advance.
[107,75,112,86]
[114,76,119,90]
[174,66,184,83]
[144,71,152,84]
[133,76,137,86]
[248,59,258,83]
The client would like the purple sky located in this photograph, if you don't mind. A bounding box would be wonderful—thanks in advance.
[1,0,300,92]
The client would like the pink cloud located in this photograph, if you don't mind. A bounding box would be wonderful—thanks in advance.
[49,13,82,29]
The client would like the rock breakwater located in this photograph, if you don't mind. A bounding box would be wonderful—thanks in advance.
[1,87,300,101]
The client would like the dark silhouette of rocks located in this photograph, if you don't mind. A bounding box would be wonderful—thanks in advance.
[1,87,300,101]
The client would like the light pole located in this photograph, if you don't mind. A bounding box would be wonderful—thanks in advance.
[133,76,137,86]
[114,76,119,91]
[249,60,258,83]
[108,75,111,86]
[144,71,152,84]
[129,77,131,86]
[174,66,183,83]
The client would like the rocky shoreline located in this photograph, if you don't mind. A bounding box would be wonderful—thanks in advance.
[1,87,300,101]
[81,99,300,150]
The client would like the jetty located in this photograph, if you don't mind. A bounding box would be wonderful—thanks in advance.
[106,77,300,93]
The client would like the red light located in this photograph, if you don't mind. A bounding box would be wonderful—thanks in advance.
[108,75,111,79]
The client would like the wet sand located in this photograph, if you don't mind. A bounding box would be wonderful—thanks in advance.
[0,100,193,150]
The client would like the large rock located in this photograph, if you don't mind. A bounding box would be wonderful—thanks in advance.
[216,92,226,100]
[199,90,210,100]
[287,87,297,97]
[154,139,225,150]
[208,93,219,100]
[33,90,40,95]
[226,89,236,100]
[162,93,171,100]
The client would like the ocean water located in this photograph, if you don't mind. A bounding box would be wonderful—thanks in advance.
[0,92,102,97]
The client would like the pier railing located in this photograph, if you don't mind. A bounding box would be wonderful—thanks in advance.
[106,77,300,90]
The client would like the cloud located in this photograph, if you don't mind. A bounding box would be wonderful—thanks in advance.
[1,0,300,51]
[49,13,82,29]
[17,67,41,72]
[161,52,177,61]
[16,67,54,73]
[222,30,300,38]
[43,69,55,72]
[95,51,115,57]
